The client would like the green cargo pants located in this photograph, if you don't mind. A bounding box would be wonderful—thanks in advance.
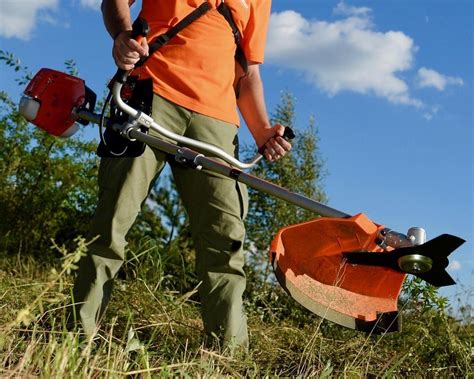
[71,94,249,347]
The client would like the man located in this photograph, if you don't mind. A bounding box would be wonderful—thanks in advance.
[71,0,291,349]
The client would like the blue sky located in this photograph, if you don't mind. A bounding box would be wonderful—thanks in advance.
[0,0,472,305]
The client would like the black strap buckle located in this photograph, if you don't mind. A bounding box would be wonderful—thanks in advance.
[154,34,170,48]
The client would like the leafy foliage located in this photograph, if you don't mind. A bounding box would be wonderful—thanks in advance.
[0,90,99,257]
[0,50,33,85]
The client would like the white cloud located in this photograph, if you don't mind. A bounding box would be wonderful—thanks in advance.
[333,1,372,17]
[416,67,464,91]
[448,260,461,271]
[0,0,58,40]
[266,8,422,107]
[423,105,440,121]
[80,0,101,10]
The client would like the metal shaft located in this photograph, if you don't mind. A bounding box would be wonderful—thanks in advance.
[202,158,349,218]
[75,111,414,238]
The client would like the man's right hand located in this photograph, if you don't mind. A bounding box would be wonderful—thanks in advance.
[112,31,149,70]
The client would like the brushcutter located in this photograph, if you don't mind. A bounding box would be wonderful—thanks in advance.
[18,23,464,335]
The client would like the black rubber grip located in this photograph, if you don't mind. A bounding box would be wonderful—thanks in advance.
[131,17,150,39]
[283,127,296,140]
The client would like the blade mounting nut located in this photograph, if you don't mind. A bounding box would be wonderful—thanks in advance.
[397,254,433,274]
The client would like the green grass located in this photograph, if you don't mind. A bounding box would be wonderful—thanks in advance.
[0,241,472,377]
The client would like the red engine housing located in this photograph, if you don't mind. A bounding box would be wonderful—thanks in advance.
[21,68,88,137]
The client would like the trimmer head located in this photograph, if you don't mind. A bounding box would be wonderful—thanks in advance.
[270,213,464,333]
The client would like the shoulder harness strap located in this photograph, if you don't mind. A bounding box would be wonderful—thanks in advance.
[216,1,248,74]
[146,2,212,57]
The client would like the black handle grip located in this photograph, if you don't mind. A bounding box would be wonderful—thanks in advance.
[131,17,150,39]
[115,17,150,83]
[258,127,295,155]
[283,127,296,140]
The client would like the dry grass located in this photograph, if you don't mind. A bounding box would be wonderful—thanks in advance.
[0,240,472,377]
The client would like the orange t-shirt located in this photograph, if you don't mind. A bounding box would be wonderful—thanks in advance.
[135,0,271,126]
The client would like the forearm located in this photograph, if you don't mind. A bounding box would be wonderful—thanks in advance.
[101,0,134,39]
[237,64,272,147]
[237,63,292,161]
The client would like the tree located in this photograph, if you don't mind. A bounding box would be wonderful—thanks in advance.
[244,92,327,274]
[0,89,99,257]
